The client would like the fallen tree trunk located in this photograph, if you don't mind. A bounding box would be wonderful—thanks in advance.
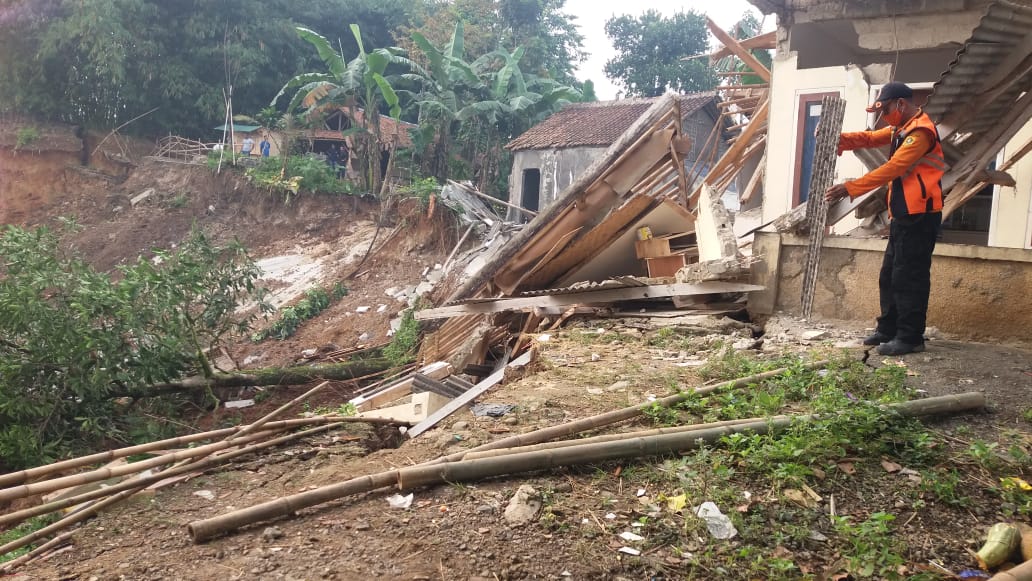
[186,392,984,543]
[124,358,393,397]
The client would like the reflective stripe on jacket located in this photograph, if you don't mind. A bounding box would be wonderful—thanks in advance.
[888,111,946,217]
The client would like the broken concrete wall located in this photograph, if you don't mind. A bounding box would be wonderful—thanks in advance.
[750,231,1032,343]
[508,147,605,220]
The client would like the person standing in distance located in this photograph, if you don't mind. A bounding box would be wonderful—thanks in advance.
[241,135,255,157]
[825,82,947,356]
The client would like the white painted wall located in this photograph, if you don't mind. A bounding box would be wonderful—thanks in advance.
[990,121,1032,249]
[762,52,869,235]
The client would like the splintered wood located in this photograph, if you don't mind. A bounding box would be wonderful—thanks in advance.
[800,96,846,320]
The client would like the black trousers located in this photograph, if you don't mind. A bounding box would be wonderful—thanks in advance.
[875,212,941,344]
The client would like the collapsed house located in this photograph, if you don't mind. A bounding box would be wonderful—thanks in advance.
[746,0,1032,342]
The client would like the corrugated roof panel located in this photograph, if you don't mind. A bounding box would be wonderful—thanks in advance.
[925,0,1032,155]
[505,93,716,151]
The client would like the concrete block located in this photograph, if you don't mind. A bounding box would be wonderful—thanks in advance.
[358,391,451,424]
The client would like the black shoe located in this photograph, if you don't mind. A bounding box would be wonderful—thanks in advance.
[877,339,925,356]
[862,332,892,346]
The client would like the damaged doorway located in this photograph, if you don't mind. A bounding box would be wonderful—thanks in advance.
[521,168,541,214]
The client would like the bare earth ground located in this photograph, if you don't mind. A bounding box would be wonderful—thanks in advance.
[2,144,1031,580]
[11,324,1032,581]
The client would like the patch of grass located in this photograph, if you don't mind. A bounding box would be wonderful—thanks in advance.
[832,512,905,579]
[0,514,61,563]
[918,469,970,507]
[383,308,420,365]
[642,402,680,426]
[167,193,188,208]
[1023,407,1032,424]
[14,126,39,150]
[253,283,347,341]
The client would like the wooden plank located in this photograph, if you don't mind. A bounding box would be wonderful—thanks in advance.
[351,362,452,411]
[706,17,771,83]
[739,151,766,204]
[407,350,536,439]
[944,132,1032,219]
[415,282,764,320]
[707,30,776,63]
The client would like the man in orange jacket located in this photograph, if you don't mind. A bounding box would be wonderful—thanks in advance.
[826,82,946,356]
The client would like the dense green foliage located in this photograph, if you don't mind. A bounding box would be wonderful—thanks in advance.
[240,155,354,197]
[0,0,418,135]
[0,224,269,469]
[253,283,348,341]
[604,10,716,97]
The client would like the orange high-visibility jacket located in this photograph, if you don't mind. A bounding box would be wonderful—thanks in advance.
[887,111,946,217]
[839,110,947,217]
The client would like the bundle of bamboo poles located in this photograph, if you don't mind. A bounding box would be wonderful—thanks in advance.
[185,358,986,543]
[0,380,411,571]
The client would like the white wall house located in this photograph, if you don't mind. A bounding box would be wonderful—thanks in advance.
[750,0,1032,250]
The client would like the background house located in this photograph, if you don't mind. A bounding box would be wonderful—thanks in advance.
[504,94,727,221]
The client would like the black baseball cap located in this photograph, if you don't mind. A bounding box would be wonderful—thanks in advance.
[866,82,914,112]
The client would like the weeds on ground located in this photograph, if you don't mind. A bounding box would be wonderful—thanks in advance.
[383,308,419,365]
[832,512,905,579]
[14,126,39,150]
[0,514,60,563]
[253,283,347,341]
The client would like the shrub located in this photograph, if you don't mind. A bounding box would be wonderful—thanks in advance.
[253,283,347,341]
[14,126,39,150]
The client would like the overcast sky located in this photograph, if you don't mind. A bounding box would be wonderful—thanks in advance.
[563,0,772,99]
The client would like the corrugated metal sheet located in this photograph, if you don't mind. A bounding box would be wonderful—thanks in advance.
[505,94,716,151]
[925,1,1032,154]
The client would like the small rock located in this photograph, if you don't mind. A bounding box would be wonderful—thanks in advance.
[554,482,573,493]
[262,526,284,541]
[242,354,264,366]
[354,521,371,531]
[358,332,370,342]
[503,417,519,426]
[452,421,469,430]
[607,380,630,392]
[355,306,371,313]
[801,330,828,341]
[301,348,318,358]
[476,504,496,514]
[590,353,601,362]
[376,304,387,313]
[504,485,542,526]
[808,530,829,542]
[192,489,216,501]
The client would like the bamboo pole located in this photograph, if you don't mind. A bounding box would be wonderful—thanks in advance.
[0,380,378,504]
[0,416,386,490]
[0,423,348,530]
[231,381,329,440]
[433,362,829,464]
[0,430,283,503]
[461,415,788,460]
[0,531,76,573]
[186,392,984,542]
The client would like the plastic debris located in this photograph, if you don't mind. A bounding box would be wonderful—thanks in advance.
[193,490,216,501]
[537,334,551,342]
[470,403,516,418]
[617,547,641,556]
[694,502,738,539]
[356,306,371,313]
[387,493,413,509]
[224,399,255,409]
[619,531,644,542]
[605,513,617,520]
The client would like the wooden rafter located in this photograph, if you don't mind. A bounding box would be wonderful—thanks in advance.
[705,17,771,83]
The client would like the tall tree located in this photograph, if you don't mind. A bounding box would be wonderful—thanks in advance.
[603,10,716,98]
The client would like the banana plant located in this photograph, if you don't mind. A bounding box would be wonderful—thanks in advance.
[273,24,416,192]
